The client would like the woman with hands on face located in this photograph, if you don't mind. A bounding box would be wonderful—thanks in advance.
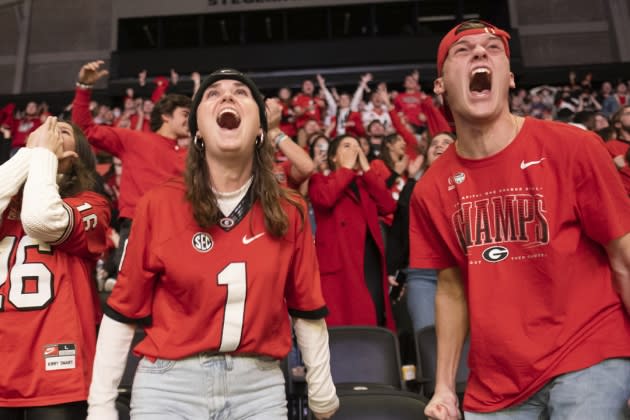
[308,135,398,330]
[0,117,111,420]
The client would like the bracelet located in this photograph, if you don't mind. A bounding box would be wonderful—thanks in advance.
[274,132,288,147]
[75,81,93,90]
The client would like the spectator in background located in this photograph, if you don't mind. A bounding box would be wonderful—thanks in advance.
[0,118,110,419]
[594,112,610,130]
[72,60,191,286]
[87,68,338,420]
[266,99,315,191]
[0,125,11,164]
[278,86,297,138]
[5,101,42,154]
[386,131,454,333]
[292,79,325,132]
[316,74,366,139]
[309,134,397,330]
[412,20,630,419]
[365,120,386,160]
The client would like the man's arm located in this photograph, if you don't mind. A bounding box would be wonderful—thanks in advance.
[606,232,630,315]
[424,266,467,420]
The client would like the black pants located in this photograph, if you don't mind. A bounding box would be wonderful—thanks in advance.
[105,217,132,277]
[0,401,87,420]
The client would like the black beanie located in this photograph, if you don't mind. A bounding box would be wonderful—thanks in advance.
[189,68,267,137]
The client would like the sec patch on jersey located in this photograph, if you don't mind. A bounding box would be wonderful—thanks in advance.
[192,232,214,253]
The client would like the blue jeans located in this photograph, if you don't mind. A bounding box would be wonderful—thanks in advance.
[131,353,288,420]
[464,358,630,420]
[405,268,437,332]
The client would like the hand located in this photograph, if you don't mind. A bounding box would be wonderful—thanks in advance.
[393,154,408,175]
[78,60,109,85]
[27,117,78,161]
[265,98,283,131]
[411,69,420,81]
[170,68,179,85]
[316,74,326,88]
[424,389,461,420]
[338,142,359,170]
[138,69,147,85]
[125,87,134,98]
[312,408,337,420]
[191,71,201,85]
[357,145,370,172]
[360,73,372,85]
[407,155,424,178]
[1,126,10,140]
[613,155,627,169]
[388,275,399,286]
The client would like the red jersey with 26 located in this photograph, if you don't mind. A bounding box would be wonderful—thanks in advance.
[0,191,110,407]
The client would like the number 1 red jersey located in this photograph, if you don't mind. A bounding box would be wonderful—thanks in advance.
[106,178,327,361]
[0,191,111,407]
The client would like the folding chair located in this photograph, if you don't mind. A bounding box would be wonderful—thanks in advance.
[328,326,404,390]
[415,325,470,399]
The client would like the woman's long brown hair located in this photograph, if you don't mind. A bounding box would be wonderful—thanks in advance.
[184,132,305,237]
[58,121,98,198]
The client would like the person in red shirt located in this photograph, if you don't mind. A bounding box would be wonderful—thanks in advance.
[87,68,338,420]
[72,60,191,281]
[292,79,325,130]
[410,20,630,419]
[6,101,42,152]
[0,118,110,419]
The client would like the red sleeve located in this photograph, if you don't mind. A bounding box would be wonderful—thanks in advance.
[105,192,160,324]
[284,199,328,319]
[574,133,630,244]
[604,140,628,158]
[369,159,391,183]
[388,109,418,160]
[308,169,356,210]
[409,181,458,269]
[53,192,111,260]
[362,169,397,216]
[151,76,170,103]
[420,97,452,137]
[71,88,127,156]
[347,112,366,137]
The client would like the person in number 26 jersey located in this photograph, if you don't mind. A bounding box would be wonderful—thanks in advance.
[0,117,111,420]
[87,69,339,420]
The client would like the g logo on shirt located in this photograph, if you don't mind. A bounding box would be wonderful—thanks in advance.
[482,246,509,263]
[192,232,213,253]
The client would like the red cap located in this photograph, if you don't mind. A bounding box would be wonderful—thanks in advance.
[436,20,511,76]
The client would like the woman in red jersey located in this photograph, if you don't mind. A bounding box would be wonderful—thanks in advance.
[87,69,338,420]
[0,117,110,420]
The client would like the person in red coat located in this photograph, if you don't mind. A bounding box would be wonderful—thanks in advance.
[309,134,397,330]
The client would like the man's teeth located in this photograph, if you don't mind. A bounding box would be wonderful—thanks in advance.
[472,68,490,75]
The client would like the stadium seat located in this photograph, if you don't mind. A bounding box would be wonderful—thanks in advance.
[328,385,428,420]
[328,326,404,390]
[415,325,470,399]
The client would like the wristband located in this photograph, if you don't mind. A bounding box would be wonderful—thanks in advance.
[76,81,94,90]
[274,132,288,147]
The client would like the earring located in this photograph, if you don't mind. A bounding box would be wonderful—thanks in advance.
[193,134,205,151]
[255,132,264,148]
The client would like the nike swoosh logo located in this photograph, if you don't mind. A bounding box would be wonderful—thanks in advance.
[242,233,265,245]
[44,348,56,355]
[520,158,546,170]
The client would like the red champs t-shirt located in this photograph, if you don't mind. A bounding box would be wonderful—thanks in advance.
[409,117,630,412]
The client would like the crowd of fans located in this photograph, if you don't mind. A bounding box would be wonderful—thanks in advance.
[1,66,630,334]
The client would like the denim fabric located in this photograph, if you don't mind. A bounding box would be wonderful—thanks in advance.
[465,358,630,420]
[405,268,437,332]
[131,353,287,420]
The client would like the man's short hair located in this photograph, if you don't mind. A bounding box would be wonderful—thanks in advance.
[150,94,192,132]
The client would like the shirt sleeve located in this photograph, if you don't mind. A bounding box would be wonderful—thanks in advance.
[284,199,328,319]
[574,132,630,245]
[53,192,111,260]
[408,180,458,269]
[105,193,160,325]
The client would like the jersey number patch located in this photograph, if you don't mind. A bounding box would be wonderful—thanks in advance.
[217,262,247,352]
[0,236,54,311]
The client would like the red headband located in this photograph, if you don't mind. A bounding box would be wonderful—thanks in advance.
[437,20,511,76]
